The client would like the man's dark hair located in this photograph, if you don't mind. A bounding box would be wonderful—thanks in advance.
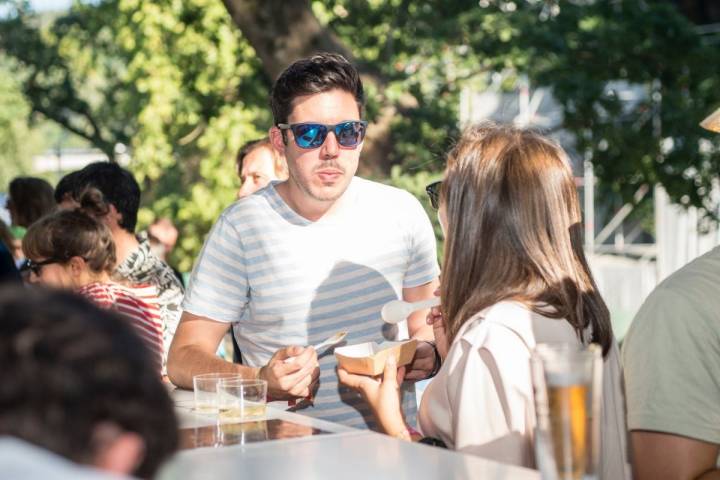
[270,52,365,126]
[0,286,178,478]
[72,162,141,233]
[54,170,82,204]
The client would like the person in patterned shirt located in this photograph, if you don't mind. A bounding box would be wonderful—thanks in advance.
[58,162,184,371]
[22,191,164,374]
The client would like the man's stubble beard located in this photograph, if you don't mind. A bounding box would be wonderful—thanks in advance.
[288,163,351,203]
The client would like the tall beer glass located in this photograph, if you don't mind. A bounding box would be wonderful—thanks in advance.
[531,343,602,480]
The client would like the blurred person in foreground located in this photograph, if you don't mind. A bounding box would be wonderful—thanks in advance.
[66,162,184,371]
[22,190,164,374]
[235,137,288,198]
[339,123,630,478]
[169,53,439,428]
[0,286,178,479]
[622,106,720,480]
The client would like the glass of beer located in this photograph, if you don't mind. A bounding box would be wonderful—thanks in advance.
[193,372,242,415]
[217,378,268,423]
[531,343,602,480]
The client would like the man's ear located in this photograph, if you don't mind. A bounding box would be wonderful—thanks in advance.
[269,126,287,154]
[105,204,123,230]
[92,423,145,476]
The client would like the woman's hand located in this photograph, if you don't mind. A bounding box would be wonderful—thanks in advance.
[426,288,449,359]
[337,356,408,436]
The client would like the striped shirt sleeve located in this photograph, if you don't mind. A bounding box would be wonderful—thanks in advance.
[79,283,164,374]
[182,213,250,323]
[403,194,440,288]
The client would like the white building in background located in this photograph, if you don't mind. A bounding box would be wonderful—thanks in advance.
[460,77,720,339]
[32,145,130,174]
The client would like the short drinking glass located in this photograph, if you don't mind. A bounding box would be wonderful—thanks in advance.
[193,373,242,415]
[217,378,268,423]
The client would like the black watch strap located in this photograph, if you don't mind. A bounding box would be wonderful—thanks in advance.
[422,340,442,379]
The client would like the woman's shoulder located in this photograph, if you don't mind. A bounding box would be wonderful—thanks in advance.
[457,301,535,343]
[457,300,580,354]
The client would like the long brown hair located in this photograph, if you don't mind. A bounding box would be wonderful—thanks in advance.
[440,123,612,355]
[22,189,116,274]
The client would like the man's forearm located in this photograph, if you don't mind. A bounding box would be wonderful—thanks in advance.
[167,345,259,389]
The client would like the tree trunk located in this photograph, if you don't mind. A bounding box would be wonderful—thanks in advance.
[221,0,401,174]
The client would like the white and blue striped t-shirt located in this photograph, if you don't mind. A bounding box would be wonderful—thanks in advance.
[182,176,440,428]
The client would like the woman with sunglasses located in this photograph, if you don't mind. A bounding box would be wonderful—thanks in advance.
[22,189,164,374]
[339,123,629,478]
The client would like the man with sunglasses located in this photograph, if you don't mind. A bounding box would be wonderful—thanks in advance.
[169,53,440,429]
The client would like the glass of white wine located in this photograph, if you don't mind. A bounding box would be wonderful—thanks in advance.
[217,378,268,423]
[193,373,243,415]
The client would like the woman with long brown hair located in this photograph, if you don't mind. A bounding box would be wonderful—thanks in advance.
[339,123,628,478]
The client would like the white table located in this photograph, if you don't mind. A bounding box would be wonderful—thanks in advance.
[158,388,541,480]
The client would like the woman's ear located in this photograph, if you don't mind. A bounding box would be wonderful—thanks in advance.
[67,256,86,278]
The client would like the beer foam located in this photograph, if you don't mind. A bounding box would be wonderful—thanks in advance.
[545,370,588,386]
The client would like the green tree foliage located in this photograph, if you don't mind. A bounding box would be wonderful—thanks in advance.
[0,0,271,271]
[0,55,34,189]
[1,0,719,270]
[314,0,720,212]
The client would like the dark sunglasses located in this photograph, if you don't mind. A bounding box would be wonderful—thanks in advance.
[23,258,64,276]
[277,120,368,150]
[426,181,442,210]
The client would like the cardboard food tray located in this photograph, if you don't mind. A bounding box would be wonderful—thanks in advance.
[701,107,720,133]
[334,339,417,376]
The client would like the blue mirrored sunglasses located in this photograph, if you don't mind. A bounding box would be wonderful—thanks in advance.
[277,120,368,149]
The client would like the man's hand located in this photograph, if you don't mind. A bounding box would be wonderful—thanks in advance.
[426,288,448,359]
[404,341,438,381]
[338,356,408,435]
[260,346,319,400]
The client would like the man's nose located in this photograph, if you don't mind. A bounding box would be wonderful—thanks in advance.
[320,131,339,158]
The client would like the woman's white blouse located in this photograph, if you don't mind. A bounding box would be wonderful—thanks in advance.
[418,301,630,480]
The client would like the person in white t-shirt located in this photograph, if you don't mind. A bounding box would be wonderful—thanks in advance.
[339,123,630,478]
[168,53,440,428]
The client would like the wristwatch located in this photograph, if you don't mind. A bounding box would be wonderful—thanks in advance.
[422,340,442,379]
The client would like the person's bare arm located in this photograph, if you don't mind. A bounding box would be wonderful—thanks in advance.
[403,278,439,340]
[631,430,720,480]
[167,311,320,399]
[166,311,254,389]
